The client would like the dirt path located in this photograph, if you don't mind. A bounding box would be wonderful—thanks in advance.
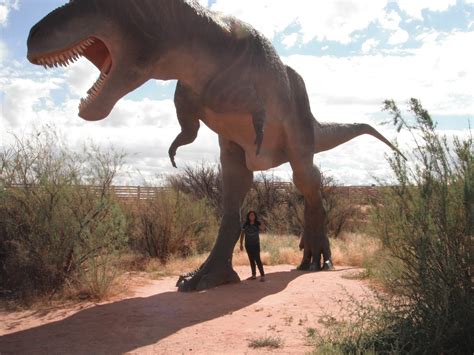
[0,265,370,354]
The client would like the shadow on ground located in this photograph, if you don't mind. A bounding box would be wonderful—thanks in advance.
[0,269,306,354]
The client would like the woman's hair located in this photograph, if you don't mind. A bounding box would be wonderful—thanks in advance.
[244,210,260,226]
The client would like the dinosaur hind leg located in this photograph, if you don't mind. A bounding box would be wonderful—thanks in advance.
[290,156,334,271]
[177,137,253,291]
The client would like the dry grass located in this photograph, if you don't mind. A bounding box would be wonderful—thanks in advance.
[248,335,283,349]
[119,232,378,280]
[330,233,380,267]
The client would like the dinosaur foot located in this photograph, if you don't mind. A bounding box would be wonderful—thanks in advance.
[297,261,325,271]
[296,260,311,271]
[177,266,240,292]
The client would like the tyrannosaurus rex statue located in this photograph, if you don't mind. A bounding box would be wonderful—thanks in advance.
[27,0,404,291]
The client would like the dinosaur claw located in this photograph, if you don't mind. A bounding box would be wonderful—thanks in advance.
[169,155,177,168]
[168,147,177,168]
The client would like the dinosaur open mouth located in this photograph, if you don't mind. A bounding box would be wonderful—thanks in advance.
[31,37,112,113]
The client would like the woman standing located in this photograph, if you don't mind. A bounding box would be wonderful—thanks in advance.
[239,210,265,281]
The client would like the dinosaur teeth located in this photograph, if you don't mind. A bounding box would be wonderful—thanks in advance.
[79,71,109,111]
[35,37,97,68]
[33,37,112,112]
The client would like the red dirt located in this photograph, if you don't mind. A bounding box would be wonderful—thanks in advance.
[0,265,371,354]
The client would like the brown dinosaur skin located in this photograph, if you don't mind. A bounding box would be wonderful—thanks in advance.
[27,0,403,291]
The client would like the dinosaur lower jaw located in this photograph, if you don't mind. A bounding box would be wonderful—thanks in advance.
[30,37,113,115]
[79,55,112,113]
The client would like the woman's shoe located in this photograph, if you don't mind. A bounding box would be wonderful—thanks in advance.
[247,275,257,280]
[260,276,265,282]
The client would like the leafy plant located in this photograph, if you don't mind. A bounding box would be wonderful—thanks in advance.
[129,188,218,262]
[0,128,127,300]
[315,99,473,354]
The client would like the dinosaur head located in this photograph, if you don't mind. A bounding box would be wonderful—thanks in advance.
[27,0,160,121]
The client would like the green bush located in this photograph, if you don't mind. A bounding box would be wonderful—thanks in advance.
[284,174,363,238]
[315,99,473,354]
[169,164,359,238]
[0,129,127,300]
[129,188,218,262]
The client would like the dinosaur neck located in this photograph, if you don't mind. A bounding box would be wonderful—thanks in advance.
[149,2,230,92]
[151,45,219,92]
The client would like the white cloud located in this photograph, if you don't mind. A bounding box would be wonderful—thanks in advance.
[2,1,471,186]
[0,39,7,61]
[396,0,456,19]
[378,10,409,45]
[0,0,20,26]
[361,38,379,53]
[100,98,176,128]
[379,10,402,31]
[0,67,219,184]
[211,0,389,44]
[282,33,298,49]
[4,30,472,184]
[64,59,100,98]
[388,28,409,44]
[0,77,63,126]
[286,31,474,117]
[0,5,8,25]
[275,30,473,184]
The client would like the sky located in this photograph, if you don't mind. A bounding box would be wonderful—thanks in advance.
[1,0,473,185]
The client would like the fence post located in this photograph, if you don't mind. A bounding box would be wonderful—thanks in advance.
[137,186,141,201]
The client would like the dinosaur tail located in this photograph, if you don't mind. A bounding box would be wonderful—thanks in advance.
[314,122,407,160]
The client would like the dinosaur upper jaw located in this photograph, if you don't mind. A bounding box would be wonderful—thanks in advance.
[28,36,114,120]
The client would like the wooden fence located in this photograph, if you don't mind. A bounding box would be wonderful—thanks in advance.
[6,183,380,201]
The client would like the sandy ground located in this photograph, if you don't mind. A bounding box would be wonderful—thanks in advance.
[0,265,370,354]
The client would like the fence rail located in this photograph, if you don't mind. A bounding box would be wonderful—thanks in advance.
[5,183,380,201]
[5,184,168,201]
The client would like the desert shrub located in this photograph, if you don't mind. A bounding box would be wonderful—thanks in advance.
[0,129,127,300]
[321,177,366,237]
[315,99,473,354]
[243,173,295,234]
[129,188,218,262]
[248,335,283,349]
[286,174,363,238]
[168,162,223,215]
[170,164,360,238]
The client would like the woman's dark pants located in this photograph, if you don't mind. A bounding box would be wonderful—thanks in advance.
[245,243,265,276]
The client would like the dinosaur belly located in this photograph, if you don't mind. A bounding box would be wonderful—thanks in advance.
[202,108,288,171]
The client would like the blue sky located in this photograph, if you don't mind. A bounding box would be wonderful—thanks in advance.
[1,0,473,185]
